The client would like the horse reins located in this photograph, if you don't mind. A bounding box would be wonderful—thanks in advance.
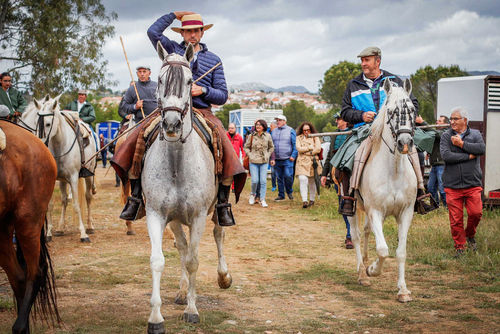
[36,111,79,159]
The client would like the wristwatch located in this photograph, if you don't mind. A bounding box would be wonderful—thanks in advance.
[201,87,207,95]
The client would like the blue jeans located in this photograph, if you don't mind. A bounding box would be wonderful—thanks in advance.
[335,184,351,238]
[271,165,276,188]
[101,150,107,167]
[274,159,294,198]
[428,165,446,206]
[249,163,268,200]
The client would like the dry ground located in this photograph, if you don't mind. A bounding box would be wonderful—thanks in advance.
[1,164,499,333]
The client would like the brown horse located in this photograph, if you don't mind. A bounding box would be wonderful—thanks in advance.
[114,132,136,235]
[0,120,60,333]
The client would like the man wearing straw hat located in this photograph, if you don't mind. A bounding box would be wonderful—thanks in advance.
[113,11,246,227]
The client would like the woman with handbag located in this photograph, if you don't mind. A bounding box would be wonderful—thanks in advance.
[295,121,322,208]
[243,119,274,208]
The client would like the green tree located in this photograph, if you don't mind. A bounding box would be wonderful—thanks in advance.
[0,0,117,95]
[216,103,241,128]
[311,107,339,134]
[283,100,315,130]
[410,64,468,122]
[322,122,336,133]
[319,61,362,106]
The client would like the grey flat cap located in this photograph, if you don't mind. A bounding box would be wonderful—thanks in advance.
[78,89,87,95]
[357,46,381,58]
[0,105,10,117]
[136,65,151,71]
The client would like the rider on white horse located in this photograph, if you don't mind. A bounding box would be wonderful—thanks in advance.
[331,46,437,216]
[112,11,247,226]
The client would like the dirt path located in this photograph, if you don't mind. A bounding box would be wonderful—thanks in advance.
[1,165,499,333]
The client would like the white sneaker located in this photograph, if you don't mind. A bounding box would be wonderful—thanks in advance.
[260,199,268,208]
[249,195,256,205]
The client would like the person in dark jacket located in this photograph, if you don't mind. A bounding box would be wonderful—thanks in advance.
[0,72,27,120]
[121,66,157,122]
[118,81,135,125]
[116,11,245,227]
[440,107,485,258]
[65,90,96,126]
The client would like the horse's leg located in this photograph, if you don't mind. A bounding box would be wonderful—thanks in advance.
[396,208,413,302]
[169,222,189,305]
[362,215,371,265]
[122,179,136,235]
[45,195,55,242]
[366,211,389,277]
[213,225,232,289]
[84,177,95,234]
[146,210,168,332]
[349,214,370,286]
[55,181,69,236]
[69,176,90,243]
[182,214,206,324]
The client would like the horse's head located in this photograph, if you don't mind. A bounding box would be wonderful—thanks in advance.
[32,94,63,144]
[380,78,416,154]
[156,41,194,141]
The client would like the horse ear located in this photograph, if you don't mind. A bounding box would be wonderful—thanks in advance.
[404,78,412,95]
[383,78,392,95]
[54,93,63,101]
[156,41,168,61]
[184,43,194,63]
[34,98,41,109]
[44,94,50,102]
[51,98,58,110]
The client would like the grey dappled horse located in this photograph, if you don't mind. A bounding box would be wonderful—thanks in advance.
[142,42,232,333]
[348,79,417,302]
[22,95,97,243]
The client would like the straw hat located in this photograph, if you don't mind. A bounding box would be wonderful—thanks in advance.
[171,14,213,33]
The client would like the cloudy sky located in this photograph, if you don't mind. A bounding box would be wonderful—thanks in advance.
[101,0,500,92]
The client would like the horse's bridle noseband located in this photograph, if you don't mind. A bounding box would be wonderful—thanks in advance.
[157,59,193,143]
[382,98,416,154]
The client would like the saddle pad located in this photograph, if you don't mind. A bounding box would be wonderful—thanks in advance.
[0,127,5,151]
[78,122,91,139]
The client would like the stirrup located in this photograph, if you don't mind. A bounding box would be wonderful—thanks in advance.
[119,197,146,221]
[415,192,439,215]
[215,202,236,227]
[339,195,356,217]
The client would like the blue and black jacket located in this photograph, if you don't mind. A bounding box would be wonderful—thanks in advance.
[340,71,419,128]
[147,12,228,109]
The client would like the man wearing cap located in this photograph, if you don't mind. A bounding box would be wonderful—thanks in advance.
[121,66,158,122]
[0,72,28,121]
[65,90,96,126]
[271,115,298,201]
[331,46,434,216]
[113,11,245,227]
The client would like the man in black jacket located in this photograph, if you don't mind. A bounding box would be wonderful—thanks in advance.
[121,66,157,122]
[440,107,485,257]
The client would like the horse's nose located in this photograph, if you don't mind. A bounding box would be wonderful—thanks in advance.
[164,118,181,134]
[397,136,413,154]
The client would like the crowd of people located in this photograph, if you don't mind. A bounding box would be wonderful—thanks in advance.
[0,11,487,258]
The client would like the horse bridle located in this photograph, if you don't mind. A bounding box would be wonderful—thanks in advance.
[36,110,79,158]
[382,98,416,154]
[157,59,193,143]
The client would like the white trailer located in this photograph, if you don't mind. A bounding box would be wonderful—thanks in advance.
[229,108,283,139]
[437,75,500,206]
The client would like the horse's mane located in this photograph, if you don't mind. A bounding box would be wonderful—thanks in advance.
[162,54,188,99]
[370,84,408,141]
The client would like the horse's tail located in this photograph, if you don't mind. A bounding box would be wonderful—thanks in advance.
[15,222,61,326]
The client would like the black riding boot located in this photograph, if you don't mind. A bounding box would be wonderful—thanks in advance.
[414,188,439,215]
[339,190,356,217]
[216,185,235,227]
[119,178,145,221]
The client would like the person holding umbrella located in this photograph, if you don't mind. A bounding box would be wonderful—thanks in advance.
[295,121,322,208]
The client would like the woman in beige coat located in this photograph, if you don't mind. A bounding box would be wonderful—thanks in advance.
[295,121,322,208]
[244,119,275,207]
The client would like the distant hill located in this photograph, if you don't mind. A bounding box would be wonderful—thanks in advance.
[468,70,500,76]
[229,82,310,94]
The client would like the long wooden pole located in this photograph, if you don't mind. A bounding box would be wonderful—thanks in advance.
[307,124,450,138]
[120,36,145,120]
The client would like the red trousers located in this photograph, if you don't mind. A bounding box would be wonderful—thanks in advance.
[444,187,483,249]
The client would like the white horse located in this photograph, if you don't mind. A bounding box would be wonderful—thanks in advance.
[22,95,97,242]
[142,42,232,333]
[349,78,417,302]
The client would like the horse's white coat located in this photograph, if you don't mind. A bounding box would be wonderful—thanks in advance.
[22,95,97,241]
[142,43,231,326]
[348,79,417,302]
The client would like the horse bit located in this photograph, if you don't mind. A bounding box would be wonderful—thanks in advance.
[157,59,193,143]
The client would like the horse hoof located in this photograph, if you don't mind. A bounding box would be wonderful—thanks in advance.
[45,236,52,242]
[147,322,166,334]
[174,296,187,305]
[53,231,64,236]
[126,230,136,235]
[366,266,372,277]
[86,228,95,235]
[80,237,91,243]
[183,313,200,324]
[358,279,371,287]
[398,293,412,303]
[218,273,233,289]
